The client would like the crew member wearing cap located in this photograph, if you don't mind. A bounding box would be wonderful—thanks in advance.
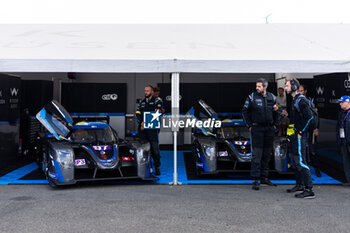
[336,95,350,186]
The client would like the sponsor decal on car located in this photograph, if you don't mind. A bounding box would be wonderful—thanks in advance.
[75,159,86,166]
[48,172,57,179]
[92,145,111,151]
[218,151,229,157]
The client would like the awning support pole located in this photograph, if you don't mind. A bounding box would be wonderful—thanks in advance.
[170,72,180,185]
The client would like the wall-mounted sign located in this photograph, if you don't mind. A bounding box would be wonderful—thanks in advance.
[0,74,21,121]
[314,73,350,120]
[62,83,126,113]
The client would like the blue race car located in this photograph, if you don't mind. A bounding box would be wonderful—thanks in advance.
[190,100,289,175]
[35,100,157,187]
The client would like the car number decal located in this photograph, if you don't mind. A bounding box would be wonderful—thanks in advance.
[92,145,111,151]
[75,159,86,166]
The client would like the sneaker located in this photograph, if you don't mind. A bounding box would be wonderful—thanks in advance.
[252,180,260,190]
[155,167,161,176]
[295,189,315,199]
[286,184,304,193]
[315,168,322,177]
[260,177,277,187]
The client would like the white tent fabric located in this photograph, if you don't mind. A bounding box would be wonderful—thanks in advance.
[1,24,350,73]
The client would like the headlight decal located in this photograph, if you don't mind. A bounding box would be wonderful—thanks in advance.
[202,144,215,158]
[136,147,149,164]
[57,150,74,169]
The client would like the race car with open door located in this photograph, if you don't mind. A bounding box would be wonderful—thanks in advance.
[35,100,157,187]
[190,99,289,175]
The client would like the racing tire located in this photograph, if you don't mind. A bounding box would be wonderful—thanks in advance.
[48,178,57,188]
[46,161,58,189]
[193,154,201,177]
[192,144,201,177]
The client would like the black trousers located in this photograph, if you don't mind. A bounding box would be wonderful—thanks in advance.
[139,128,161,168]
[250,126,274,179]
[340,142,350,183]
[290,134,313,189]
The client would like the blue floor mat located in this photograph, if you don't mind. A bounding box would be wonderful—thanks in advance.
[0,150,342,185]
[155,150,190,184]
[157,150,341,185]
[0,162,48,185]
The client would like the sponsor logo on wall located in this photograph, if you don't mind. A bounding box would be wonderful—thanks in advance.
[166,95,182,101]
[344,74,350,90]
[0,75,21,121]
[314,73,350,120]
[101,93,118,101]
[316,86,324,95]
[315,86,325,108]
[10,88,19,96]
[62,83,126,113]
[329,89,338,104]
[9,87,19,108]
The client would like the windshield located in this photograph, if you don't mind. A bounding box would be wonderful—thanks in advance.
[219,125,250,140]
[70,128,115,144]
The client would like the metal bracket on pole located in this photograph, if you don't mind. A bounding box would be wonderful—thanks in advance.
[169,72,181,185]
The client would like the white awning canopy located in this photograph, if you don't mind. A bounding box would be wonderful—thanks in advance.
[1,24,350,73]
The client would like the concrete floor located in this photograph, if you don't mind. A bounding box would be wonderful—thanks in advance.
[0,184,349,233]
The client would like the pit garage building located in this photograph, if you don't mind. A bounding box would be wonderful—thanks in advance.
[1,24,350,184]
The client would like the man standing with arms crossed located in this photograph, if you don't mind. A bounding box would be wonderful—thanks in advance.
[285,78,315,198]
[242,78,280,190]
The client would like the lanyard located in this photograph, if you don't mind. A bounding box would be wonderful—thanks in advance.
[341,109,350,127]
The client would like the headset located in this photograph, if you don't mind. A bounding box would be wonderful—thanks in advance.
[290,79,299,92]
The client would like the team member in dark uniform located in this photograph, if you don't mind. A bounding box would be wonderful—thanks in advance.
[285,78,315,199]
[242,78,280,190]
[136,85,164,176]
[336,95,350,186]
[299,84,321,177]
